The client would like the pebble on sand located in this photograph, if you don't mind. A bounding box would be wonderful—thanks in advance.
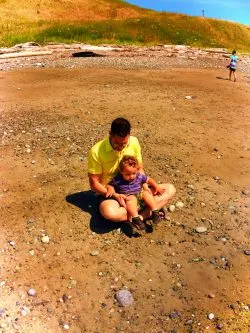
[175,201,184,209]
[63,324,70,330]
[115,290,134,307]
[41,235,50,244]
[207,313,215,320]
[168,204,176,212]
[27,288,37,296]
[244,250,250,255]
[216,323,223,330]
[90,250,99,256]
[195,226,207,233]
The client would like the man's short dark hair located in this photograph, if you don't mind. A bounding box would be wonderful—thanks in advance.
[110,118,131,137]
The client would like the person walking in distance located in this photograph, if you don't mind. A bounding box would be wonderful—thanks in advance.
[227,50,238,82]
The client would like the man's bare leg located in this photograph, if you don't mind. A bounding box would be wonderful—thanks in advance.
[140,183,176,220]
[99,199,128,222]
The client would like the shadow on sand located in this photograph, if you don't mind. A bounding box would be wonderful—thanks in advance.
[65,190,134,236]
[216,76,229,80]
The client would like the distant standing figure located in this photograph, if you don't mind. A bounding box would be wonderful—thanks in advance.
[227,50,238,82]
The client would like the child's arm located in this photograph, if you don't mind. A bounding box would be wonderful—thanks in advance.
[146,177,165,195]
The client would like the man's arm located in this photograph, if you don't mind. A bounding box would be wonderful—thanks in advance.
[88,173,108,196]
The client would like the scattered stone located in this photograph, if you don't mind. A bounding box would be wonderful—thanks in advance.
[228,205,236,213]
[169,310,181,319]
[207,313,215,320]
[191,257,204,262]
[27,288,37,296]
[9,240,15,247]
[62,294,69,302]
[244,250,250,255]
[63,323,70,330]
[216,323,223,330]
[242,189,249,196]
[175,201,184,209]
[185,96,192,99]
[195,226,207,233]
[90,250,99,256]
[21,306,29,316]
[41,235,50,244]
[115,290,134,307]
[169,204,176,212]
[219,237,228,243]
[208,293,215,298]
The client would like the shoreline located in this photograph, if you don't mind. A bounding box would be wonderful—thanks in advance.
[1,43,250,74]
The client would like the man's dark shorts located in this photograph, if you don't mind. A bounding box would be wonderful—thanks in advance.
[229,67,236,72]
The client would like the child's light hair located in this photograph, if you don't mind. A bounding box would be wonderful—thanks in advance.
[119,155,138,172]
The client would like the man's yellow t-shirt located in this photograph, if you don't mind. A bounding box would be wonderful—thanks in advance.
[88,136,142,185]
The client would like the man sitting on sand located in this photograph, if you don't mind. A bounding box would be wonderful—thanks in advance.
[87,117,176,224]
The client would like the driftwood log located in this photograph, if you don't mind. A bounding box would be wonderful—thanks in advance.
[0,51,52,59]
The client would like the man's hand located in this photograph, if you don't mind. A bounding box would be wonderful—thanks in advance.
[105,185,115,198]
[116,194,128,208]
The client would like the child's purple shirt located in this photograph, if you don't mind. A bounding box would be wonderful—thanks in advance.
[110,172,147,195]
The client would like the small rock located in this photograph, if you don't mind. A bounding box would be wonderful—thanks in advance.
[208,313,215,320]
[244,250,250,255]
[169,310,181,319]
[175,201,184,209]
[195,226,207,233]
[208,293,215,298]
[242,189,249,196]
[27,288,37,296]
[219,237,228,243]
[63,323,70,330]
[115,290,134,307]
[41,235,50,244]
[185,96,192,99]
[90,250,99,256]
[216,323,223,330]
[9,240,15,247]
[168,204,176,212]
[21,306,29,316]
[228,205,236,213]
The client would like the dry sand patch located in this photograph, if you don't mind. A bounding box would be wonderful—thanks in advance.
[0,67,250,332]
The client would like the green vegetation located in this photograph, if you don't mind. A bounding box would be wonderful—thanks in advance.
[0,1,250,52]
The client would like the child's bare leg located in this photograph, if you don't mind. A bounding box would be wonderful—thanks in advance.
[125,195,139,219]
[126,195,145,231]
[142,191,161,224]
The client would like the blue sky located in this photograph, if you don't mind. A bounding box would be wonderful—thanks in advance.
[126,0,250,26]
